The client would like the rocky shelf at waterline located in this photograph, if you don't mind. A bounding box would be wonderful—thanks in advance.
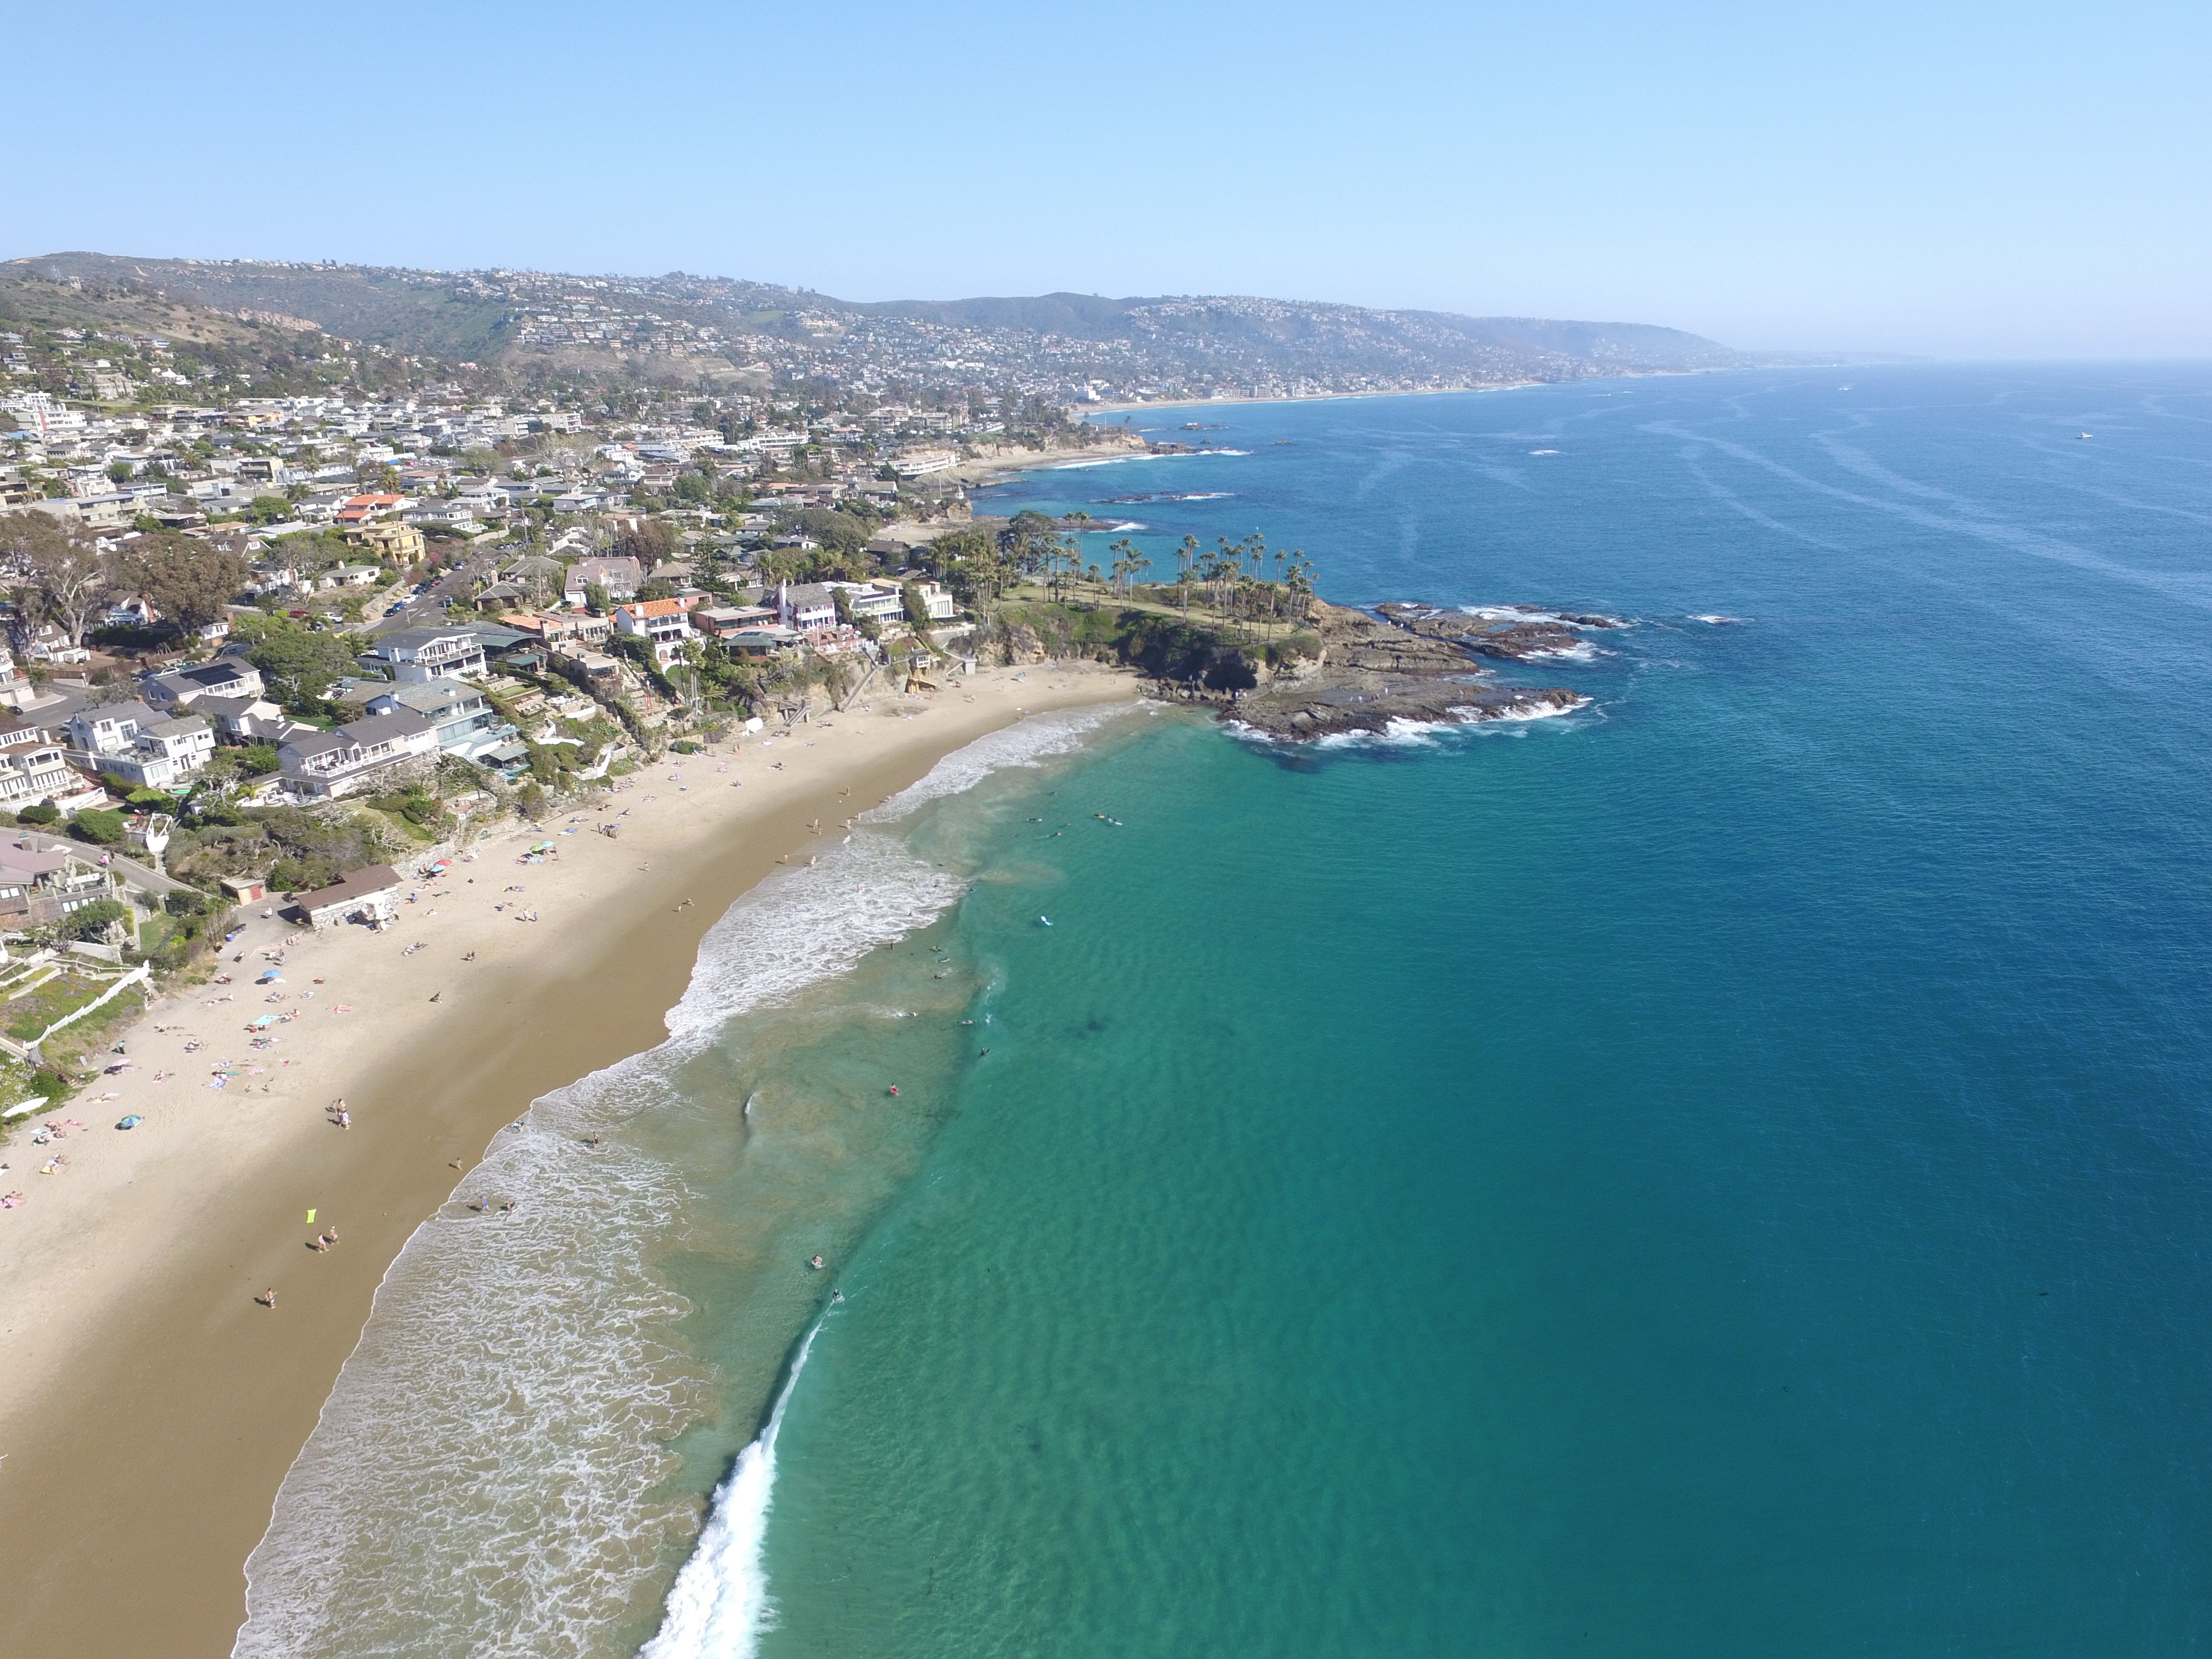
[1227,600,1600,740]
[1373,602,1625,662]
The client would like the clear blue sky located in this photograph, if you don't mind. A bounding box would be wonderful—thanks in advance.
[10,1,2208,358]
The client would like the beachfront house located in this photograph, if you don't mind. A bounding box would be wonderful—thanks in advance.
[63,701,216,790]
[364,679,517,761]
[366,625,488,684]
[824,581,906,625]
[611,598,695,667]
[276,708,440,799]
[775,581,838,634]
[287,863,402,931]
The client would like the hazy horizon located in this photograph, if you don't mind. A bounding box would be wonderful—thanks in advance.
[10,1,2206,361]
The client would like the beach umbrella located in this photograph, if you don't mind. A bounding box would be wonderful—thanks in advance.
[116,1115,142,1130]
[257,969,281,983]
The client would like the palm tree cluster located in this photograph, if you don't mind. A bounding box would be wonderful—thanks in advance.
[1158,532,1315,638]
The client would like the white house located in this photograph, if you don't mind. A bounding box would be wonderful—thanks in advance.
[64,701,216,790]
[144,657,267,711]
[612,598,695,668]
[367,625,487,683]
[0,728,79,810]
[562,555,643,608]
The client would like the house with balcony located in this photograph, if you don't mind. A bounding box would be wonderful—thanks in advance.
[276,708,440,799]
[367,625,487,683]
[0,728,79,810]
[63,701,216,790]
[365,679,516,761]
[775,581,839,634]
[612,597,696,667]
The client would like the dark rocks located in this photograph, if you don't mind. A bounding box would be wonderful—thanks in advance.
[1225,600,1593,741]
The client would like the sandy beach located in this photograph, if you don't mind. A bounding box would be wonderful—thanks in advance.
[0,661,1135,1658]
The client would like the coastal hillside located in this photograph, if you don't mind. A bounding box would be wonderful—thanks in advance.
[4,251,1752,402]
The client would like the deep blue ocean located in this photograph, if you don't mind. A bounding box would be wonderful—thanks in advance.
[240,367,2212,1658]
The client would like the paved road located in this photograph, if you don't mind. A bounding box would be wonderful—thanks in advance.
[360,549,502,639]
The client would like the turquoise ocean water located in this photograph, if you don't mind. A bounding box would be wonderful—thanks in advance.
[239,368,2212,1658]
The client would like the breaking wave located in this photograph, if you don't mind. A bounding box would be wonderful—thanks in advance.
[637,1317,828,1659]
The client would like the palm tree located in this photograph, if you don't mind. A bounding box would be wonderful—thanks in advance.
[1175,535,1200,615]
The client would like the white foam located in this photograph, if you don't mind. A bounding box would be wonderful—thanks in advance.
[1301,696,1592,749]
[1039,449,1248,470]
[862,701,1139,817]
[233,707,1130,1659]
[638,1318,826,1659]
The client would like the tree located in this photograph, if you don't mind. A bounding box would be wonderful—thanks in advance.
[610,518,681,566]
[3,510,113,648]
[121,533,249,632]
[239,614,358,711]
[62,897,129,941]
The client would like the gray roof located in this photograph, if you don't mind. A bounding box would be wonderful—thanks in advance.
[373,626,481,655]
[370,680,486,717]
[340,708,436,744]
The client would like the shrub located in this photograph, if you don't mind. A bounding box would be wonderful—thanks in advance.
[238,744,280,776]
[18,802,59,826]
[70,809,126,846]
[63,898,129,940]
[165,888,213,917]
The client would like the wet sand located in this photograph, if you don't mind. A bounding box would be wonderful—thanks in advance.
[0,666,1133,1658]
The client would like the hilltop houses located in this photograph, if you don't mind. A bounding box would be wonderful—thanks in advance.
[562,555,643,607]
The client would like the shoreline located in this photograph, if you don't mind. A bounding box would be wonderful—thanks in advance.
[0,662,1137,1659]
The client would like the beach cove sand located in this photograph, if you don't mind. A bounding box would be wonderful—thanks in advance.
[0,661,1133,1659]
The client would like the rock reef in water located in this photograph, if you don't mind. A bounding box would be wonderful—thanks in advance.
[1230,601,1609,740]
[1373,602,1624,661]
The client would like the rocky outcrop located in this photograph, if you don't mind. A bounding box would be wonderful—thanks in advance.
[1223,600,1599,740]
[1374,602,1624,662]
